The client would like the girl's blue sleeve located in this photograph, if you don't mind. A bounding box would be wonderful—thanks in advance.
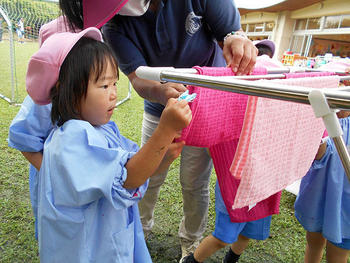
[46,121,147,209]
[8,96,53,152]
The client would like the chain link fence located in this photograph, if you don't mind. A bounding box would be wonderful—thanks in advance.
[0,0,131,106]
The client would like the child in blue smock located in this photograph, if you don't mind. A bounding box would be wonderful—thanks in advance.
[23,27,191,263]
[294,109,350,263]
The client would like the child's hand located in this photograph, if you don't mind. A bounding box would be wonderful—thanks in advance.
[153,141,185,176]
[158,98,192,136]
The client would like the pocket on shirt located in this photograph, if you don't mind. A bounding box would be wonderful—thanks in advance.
[112,221,135,262]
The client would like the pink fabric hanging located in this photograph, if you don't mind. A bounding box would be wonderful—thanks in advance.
[178,59,284,222]
[179,58,340,221]
[230,75,340,209]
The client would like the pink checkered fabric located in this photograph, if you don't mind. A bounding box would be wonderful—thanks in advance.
[178,61,285,222]
[179,66,267,146]
[210,139,281,222]
[230,75,340,209]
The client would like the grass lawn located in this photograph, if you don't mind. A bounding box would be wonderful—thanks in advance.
[0,40,345,263]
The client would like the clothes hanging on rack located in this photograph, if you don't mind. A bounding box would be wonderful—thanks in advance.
[178,58,284,222]
[230,75,339,209]
[178,58,340,221]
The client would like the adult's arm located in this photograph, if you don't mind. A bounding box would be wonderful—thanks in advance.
[104,25,187,104]
[204,0,257,75]
[128,72,187,105]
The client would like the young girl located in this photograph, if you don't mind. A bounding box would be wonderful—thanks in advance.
[26,27,191,262]
[294,105,350,263]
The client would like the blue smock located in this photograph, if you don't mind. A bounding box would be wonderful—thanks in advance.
[8,96,53,237]
[103,0,241,117]
[295,117,350,244]
[38,119,151,263]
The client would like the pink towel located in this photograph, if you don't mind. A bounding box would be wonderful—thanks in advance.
[179,61,285,222]
[210,139,281,222]
[230,75,340,209]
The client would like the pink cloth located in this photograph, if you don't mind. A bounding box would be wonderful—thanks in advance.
[285,72,335,79]
[180,60,339,221]
[179,61,285,222]
[230,75,340,209]
[179,66,268,146]
[210,140,281,222]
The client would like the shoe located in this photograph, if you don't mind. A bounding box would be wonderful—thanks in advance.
[180,252,196,263]
[222,248,240,263]
[179,238,200,263]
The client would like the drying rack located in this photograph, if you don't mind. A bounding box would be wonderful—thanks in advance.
[136,66,350,180]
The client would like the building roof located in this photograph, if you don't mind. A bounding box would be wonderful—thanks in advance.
[239,0,322,15]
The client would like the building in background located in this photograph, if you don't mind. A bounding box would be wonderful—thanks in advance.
[239,0,350,61]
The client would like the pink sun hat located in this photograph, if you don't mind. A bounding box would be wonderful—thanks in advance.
[83,0,129,28]
[38,16,79,47]
[26,27,103,105]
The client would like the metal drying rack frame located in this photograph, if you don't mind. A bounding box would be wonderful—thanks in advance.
[136,66,350,180]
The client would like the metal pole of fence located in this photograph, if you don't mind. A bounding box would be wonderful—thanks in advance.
[0,6,17,104]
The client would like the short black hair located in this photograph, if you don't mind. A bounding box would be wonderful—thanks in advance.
[59,0,83,30]
[256,44,273,58]
[50,37,118,126]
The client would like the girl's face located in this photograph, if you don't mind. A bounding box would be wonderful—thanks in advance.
[80,61,118,126]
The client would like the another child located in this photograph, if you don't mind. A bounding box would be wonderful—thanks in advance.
[181,40,281,263]
[294,107,350,263]
[181,175,272,263]
[26,27,191,262]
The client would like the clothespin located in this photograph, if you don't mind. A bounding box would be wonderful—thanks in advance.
[178,90,197,102]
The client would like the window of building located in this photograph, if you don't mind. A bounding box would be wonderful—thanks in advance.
[254,23,264,32]
[265,22,275,32]
[324,16,341,29]
[341,15,350,28]
[307,17,321,30]
[295,19,307,30]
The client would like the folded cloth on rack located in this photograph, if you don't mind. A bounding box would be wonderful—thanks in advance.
[178,59,285,222]
[179,66,266,147]
[284,72,335,79]
[179,60,339,221]
[318,60,350,73]
[210,139,281,222]
[230,75,340,209]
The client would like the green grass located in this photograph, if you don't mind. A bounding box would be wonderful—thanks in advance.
[0,40,347,263]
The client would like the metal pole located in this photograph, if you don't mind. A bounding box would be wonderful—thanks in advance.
[159,71,350,109]
[333,136,350,180]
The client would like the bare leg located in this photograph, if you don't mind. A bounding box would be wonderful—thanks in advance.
[231,234,250,255]
[305,231,326,263]
[194,234,227,262]
[325,241,350,263]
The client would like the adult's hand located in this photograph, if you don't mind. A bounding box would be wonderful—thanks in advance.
[221,34,258,76]
[128,71,187,106]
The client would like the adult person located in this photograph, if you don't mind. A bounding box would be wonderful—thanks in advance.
[102,0,258,259]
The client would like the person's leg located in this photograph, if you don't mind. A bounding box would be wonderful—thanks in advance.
[326,239,350,263]
[231,234,250,255]
[192,234,227,262]
[178,146,213,256]
[304,231,326,263]
[138,112,169,237]
[182,209,245,263]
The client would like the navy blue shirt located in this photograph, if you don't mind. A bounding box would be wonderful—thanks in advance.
[103,0,241,117]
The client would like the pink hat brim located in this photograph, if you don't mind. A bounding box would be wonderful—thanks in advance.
[83,0,129,29]
[27,27,102,105]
